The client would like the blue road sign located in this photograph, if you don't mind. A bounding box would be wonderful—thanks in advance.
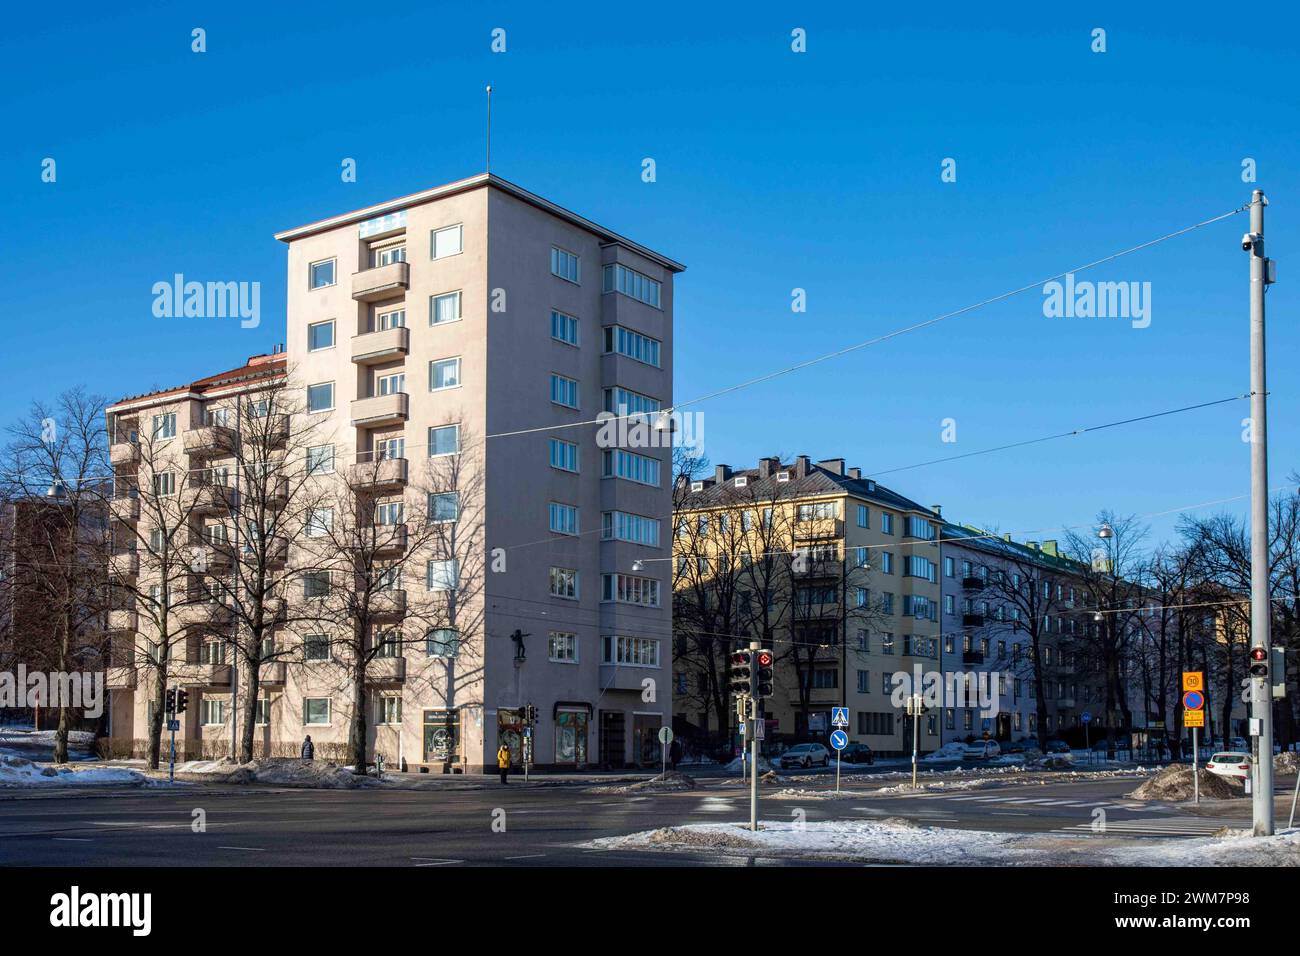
[167,720,180,732]
[829,730,848,751]
[1080,712,1092,724]
[831,706,849,727]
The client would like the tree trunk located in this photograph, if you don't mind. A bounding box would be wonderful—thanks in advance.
[348,657,369,775]
[239,662,261,763]
[146,671,166,770]
[53,613,73,764]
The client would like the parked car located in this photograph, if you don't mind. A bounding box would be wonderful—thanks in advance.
[1206,752,1252,780]
[964,739,1001,760]
[1229,737,1250,752]
[779,743,831,769]
[1044,740,1071,754]
[1000,740,1028,754]
[837,743,874,765]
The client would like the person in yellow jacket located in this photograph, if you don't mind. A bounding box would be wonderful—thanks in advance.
[497,743,511,784]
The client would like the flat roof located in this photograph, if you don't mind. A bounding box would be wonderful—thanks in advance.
[273,172,686,274]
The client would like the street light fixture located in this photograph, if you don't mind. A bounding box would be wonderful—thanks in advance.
[1097,523,1114,540]
[632,560,645,572]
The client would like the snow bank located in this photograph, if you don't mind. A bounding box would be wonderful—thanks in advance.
[589,771,696,794]
[1130,765,1242,801]
[1275,751,1300,774]
[920,742,968,762]
[724,755,774,774]
[0,755,175,788]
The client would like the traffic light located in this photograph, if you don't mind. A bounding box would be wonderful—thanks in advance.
[175,689,189,715]
[165,688,176,715]
[755,649,775,698]
[728,650,752,695]
[1250,646,1269,678]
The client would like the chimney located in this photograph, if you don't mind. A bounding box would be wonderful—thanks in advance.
[931,504,942,516]
[795,455,811,478]
[715,464,732,483]
[758,457,778,479]
[817,458,845,476]
[1003,533,1012,542]
[847,467,861,479]
[1042,540,1058,557]
[1027,541,1039,551]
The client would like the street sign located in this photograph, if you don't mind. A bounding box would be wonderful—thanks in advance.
[1183,690,1205,711]
[831,706,849,728]
[658,726,673,745]
[829,730,848,751]
[1080,711,1092,724]
[167,719,180,732]
[1184,710,1205,729]
[1182,671,1204,692]
[755,721,766,740]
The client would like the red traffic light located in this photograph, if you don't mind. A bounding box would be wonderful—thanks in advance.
[732,651,752,666]
[756,650,773,667]
[1250,647,1267,662]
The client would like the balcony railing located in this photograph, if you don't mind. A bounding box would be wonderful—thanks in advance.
[961,576,985,590]
[348,457,408,492]
[352,326,410,366]
[352,261,410,302]
[191,483,240,515]
[183,424,236,458]
[962,613,985,628]
[367,656,407,683]
[792,517,844,540]
[371,524,409,556]
[109,550,139,578]
[110,495,140,523]
[350,392,409,428]
[106,666,137,690]
[371,589,407,620]
[961,651,985,667]
[110,442,140,467]
[108,608,138,632]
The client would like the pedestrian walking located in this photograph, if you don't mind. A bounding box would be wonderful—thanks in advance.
[497,742,511,784]
[301,735,314,761]
[669,738,682,771]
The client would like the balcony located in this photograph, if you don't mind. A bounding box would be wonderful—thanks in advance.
[108,608,138,632]
[191,483,240,515]
[183,424,236,458]
[261,661,287,685]
[787,687,841,706]
[110,495,140,523]
[106,666,137,690]
[109,550,139,578]
[261,414,290,446]
[176,601,234,628]
[352,326,410,366]
[367,656,407,683]
[178,663,232,686]
[348,457,408,492]
[352,261,410,302]
[371,589,407,620]
[962,613,985,628]
[961,576,985,591]
[371,524,408,556]
[599,663,658,692]
[961,651,985,667]
[792,517,844,540]
[110,442,140,467]
[350,392,409,429]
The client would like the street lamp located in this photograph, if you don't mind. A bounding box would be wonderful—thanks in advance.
[1097,523,1114,540]
[632,560,645,572]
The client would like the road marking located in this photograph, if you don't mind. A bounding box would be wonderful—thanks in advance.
[217,845,265,851]
[504,853,546,860]
[411,857,462,866]
[1058,819,1228,837]
[52,837,93,842]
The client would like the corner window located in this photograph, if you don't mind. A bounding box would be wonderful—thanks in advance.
[309,259,336,290]
[431,224,463,260]
[550,247,580,283]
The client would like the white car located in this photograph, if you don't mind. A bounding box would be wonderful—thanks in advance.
[964,740,1001,760]
[779,743,831,769]
[1206,752,1252,780]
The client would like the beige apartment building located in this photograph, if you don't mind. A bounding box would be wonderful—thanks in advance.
[673,456,943,757]
[275,174,682,771]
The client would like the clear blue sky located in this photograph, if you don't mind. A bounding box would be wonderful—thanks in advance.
[3,1,1296,549]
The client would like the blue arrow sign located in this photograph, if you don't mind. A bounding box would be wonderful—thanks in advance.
[831,706,849,727]
[1080,712,1092,724]
[829,730,848,751]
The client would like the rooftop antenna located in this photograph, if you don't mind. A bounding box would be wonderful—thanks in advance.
[485,84,492,174]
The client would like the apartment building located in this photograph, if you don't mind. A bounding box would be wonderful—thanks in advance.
[104,352,289,749]
[673,456,943,757]
[275,173,683,771]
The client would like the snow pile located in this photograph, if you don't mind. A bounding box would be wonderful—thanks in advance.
[767,787,860,801]
[1275,751,1300,774]
[1130,765,1243,801]
[231,759,376,789]
[1108,828,1300,867]
[0,755,168,788]
[921,742,968,762]
[876,777,996,795]
[759,770,797,785]
[0,729,97,748]
[724,755,774,774]
[1029,754,1076,770]
[627,771,696,792]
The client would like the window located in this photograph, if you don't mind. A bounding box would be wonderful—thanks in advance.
[857,670,870,693]
[429,492,458,523]
[601,635,659,667]
[429,357,461,390]
[375,437,404,461]
[426,628,459,658]
[376,371,405,396]
[306,508,333,538]
[200,640,225,664]
[881,551,894,574]
[431,224,463,259]
[426,560,458,592]
[601,511,660,547]
[303,698,331,725]
[602,263,661,308]
[551,310,579,346]
[308,320,334,351]
[906,516,935,539]
[880,512,895,534]
[428,424,460,456]
[857,504,869,528]
[796,502,838,521]
[549,566,578,599]
[944,594,955,614]
[944,556,954,577]
[309,259,336,289]
[549,502,579,536]
[306,444,335,475]
[307,382,334,413]
[602,573,661,607]
[377,696,402,725]
[375,307,405,331]
[548,632,578,663]
[302,572,330,599]
[812,669,838,690]
[201,698,226,726]
[153,472,176,497]
[905,555,937,582]
[602,449,660,486]
[603,387,660,416]
[372,241,406,267]
[376,500,404,526]
[603,325,661,367]
[256,698,270,726]
[881,632,895,654]
[551,247,580,283]
[549,438,579,472]
[550,374,579,408]
[374,630,400,657]
[304,635,330,662]
[151,412,176,440]
[431,291,461,325]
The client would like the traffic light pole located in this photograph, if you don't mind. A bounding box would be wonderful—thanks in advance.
[749,641,760,832]
[1246,189,1274,836]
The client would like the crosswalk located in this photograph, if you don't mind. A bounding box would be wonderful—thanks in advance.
[910,793,1173,812]
[1056,818,1232,838]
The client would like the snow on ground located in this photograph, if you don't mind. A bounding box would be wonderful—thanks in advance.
[0,728,97,747]
[723,755,775,774]
[767,787,865,801]
[584,819,1300,866]
[0,755,181,788]
[920,742,968,762]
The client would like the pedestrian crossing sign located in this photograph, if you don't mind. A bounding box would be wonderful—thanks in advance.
[831,707,849,728]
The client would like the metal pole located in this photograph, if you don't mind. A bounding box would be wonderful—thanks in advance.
[1192,726,1199,805]
[836,746,841,795]
[230,398,242,762]
[1288,755,1299,829]
[749,643,760,832]
[911,697,920,790]
[1247,189,1274,836]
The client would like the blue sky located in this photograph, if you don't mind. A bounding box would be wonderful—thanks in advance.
[2,1,1296,549]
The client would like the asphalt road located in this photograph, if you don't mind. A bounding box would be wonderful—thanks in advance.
[0,772,1287,867]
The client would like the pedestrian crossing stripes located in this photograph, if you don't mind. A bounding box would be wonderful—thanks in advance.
[902,793,1174,812]
[1057,819,1231,838]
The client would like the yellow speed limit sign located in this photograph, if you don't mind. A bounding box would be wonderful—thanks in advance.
[1182,671,1204,692]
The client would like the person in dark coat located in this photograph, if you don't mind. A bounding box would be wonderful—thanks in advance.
[301,735,314,761]
[669,739,682,770]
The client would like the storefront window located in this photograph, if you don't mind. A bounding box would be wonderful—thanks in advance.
[423,709,459,763]
[498,708,525,766]
[555,709,588,767]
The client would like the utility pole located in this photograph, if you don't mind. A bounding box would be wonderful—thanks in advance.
[749,640,760,832]
[1245,189,1274,836]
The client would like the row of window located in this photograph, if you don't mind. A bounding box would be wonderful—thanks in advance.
[308,225,464,291]
[548,568,662,608]
[544,507,662,547]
